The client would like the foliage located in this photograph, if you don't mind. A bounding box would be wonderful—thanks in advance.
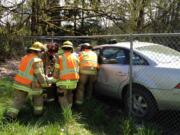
[121,118,136,135]
[136,125,160,135]
[1,0,179,36]
[121,118,160,135]
[0,0,179,60]
[0,33,26,61]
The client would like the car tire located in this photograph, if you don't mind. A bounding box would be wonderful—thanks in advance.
[124,86,158,120]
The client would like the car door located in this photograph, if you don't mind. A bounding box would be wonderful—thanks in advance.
[97,47,129,98]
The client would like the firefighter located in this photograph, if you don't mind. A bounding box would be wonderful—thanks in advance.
[53,41,79,109]
[43,42,59,77]
[75,43,98,105]
[4,42,50,120]
[41,42,59,102]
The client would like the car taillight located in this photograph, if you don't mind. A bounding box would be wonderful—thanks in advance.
[175,83,180,89]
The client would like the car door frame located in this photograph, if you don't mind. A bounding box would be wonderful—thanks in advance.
[95,46,130,98]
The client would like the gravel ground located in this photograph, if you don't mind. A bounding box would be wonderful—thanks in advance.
[0,59,19,79]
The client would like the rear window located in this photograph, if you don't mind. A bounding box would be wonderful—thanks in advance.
[137,45,180,56]
[136,45,180,63]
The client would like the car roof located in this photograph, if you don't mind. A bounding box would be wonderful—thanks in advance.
[94,41,160,49]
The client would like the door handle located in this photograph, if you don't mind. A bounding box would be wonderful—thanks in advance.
[117,72,127,76]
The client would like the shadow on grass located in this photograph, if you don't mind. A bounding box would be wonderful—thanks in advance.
[17,101,64,126]
[0,77,124,135]
[72,98,123,135]
[11,97,123,135]
[152,111,180,135]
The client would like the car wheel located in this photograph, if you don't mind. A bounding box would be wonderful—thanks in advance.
[124,86,158,120]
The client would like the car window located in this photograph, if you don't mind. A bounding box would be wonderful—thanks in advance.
[94,48,100,55]
[101,47,148,65]
[132,53,148,65]
[102,47,128,64]
[136,45,180,63]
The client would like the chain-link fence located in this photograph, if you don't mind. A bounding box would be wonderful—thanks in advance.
[128,33,180,135]
[1,33,180,134]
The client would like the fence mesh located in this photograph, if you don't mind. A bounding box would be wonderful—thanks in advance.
[1,33,180,134]
[129,34,180,135]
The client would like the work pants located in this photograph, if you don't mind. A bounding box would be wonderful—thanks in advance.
[7,89,44,118]
[44,83,57,102]
[75,74,96,104]
[57,88,73,109]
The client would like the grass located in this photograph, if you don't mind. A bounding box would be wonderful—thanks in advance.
[121,118,160,135]
[0,77,160,135]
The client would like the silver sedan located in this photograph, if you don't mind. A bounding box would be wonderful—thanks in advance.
[94,41,180,119]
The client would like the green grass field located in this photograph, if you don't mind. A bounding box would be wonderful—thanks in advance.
[0,77,160,135]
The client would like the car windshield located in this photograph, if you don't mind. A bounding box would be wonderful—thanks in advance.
[136,45,180,63]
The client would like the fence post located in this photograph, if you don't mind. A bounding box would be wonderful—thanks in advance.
[129,34,133,117]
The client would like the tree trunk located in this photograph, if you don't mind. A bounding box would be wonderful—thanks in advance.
[31,0,37,35]
[136,0,146,33]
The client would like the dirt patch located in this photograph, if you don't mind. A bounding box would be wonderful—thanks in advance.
[0,59,19,79]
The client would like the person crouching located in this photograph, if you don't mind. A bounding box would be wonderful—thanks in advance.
[4,42,50,121]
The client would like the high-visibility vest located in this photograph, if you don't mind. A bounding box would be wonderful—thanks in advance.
[58,48,64,55]
[79,49,98,75]
[15,53,37,85]
[56,52,79,89]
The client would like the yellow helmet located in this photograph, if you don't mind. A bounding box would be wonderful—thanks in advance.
[80,42,92,49]
[29,42,45,51]
[62,41,73,49]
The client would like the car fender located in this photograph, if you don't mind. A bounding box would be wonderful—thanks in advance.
[118,76,157,99]
[133,69,158,89]
[118,79,129,99]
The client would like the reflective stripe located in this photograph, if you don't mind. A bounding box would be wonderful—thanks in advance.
[13,83,32,93]
[58,49,64,55]
[57,80,78,85]
[62,54,67,69]
[25,58,34,74]
[52,78,57,83]
[55,63,60,68]
[34,70,41,73]
[61,69,78,75]
[58,84,77,90]
[56,80,78,89]
[17,70,33,80]
[14,83,42,95]
[80,70,97,75]
[34,106,43,111]
[29,89,42,95]
[16,56,35,82]
[8,107,19,114]
[41,83,48,87]
[59,54,79,79]
[75,101,83,105]
[81,59,97,64]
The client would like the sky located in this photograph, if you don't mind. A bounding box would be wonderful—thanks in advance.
[1,0,63,24]
[1,0,23,24]
[1,0,113,27]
